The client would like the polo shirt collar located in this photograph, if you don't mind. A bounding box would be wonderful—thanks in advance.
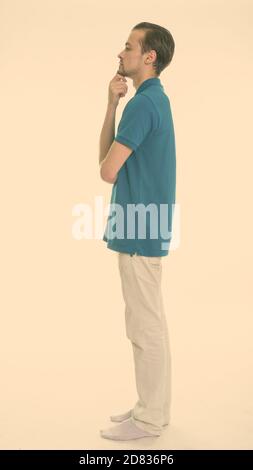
[135,77,162,95]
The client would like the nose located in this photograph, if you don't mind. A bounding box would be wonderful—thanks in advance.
[118,49,125,58]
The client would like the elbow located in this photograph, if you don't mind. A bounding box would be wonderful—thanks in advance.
[100,164,117,184]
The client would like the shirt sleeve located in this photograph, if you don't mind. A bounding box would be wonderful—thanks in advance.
[114,94,159,152]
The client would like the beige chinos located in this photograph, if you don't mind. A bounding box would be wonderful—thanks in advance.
[118,252,172,436]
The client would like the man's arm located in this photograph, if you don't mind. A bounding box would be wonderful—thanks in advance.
[100,140,133,184]
[99,73,131,184]
[100,89,157,185]
[99,102,117,166]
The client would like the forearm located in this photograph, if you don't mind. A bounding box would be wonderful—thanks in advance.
[99,103,117,165]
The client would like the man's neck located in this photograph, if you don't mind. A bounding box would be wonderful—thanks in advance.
[133,75,158,91]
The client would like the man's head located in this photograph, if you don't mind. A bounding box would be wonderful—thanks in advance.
[117,22,175,80]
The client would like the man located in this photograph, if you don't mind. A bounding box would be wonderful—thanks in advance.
[99,22,176,440]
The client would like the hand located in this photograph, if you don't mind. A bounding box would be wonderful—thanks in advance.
[108,73,128,106]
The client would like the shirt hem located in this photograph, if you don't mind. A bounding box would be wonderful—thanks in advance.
[103,241,169,257]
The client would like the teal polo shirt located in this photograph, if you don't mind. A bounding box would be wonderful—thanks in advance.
[103,77,176,257]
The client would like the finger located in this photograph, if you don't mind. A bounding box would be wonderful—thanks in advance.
[117,86,128,94]
[116,73,127,82]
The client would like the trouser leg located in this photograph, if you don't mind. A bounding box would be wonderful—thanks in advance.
[118,253,171,435]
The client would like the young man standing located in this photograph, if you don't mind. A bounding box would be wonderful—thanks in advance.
[99,22,176,440]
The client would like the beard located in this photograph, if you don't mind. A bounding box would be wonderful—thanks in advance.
[118,64,127,76]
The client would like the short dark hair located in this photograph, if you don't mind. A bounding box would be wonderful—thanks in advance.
[132,22,175,76]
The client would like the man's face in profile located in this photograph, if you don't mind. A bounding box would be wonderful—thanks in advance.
[117,29,147,78]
